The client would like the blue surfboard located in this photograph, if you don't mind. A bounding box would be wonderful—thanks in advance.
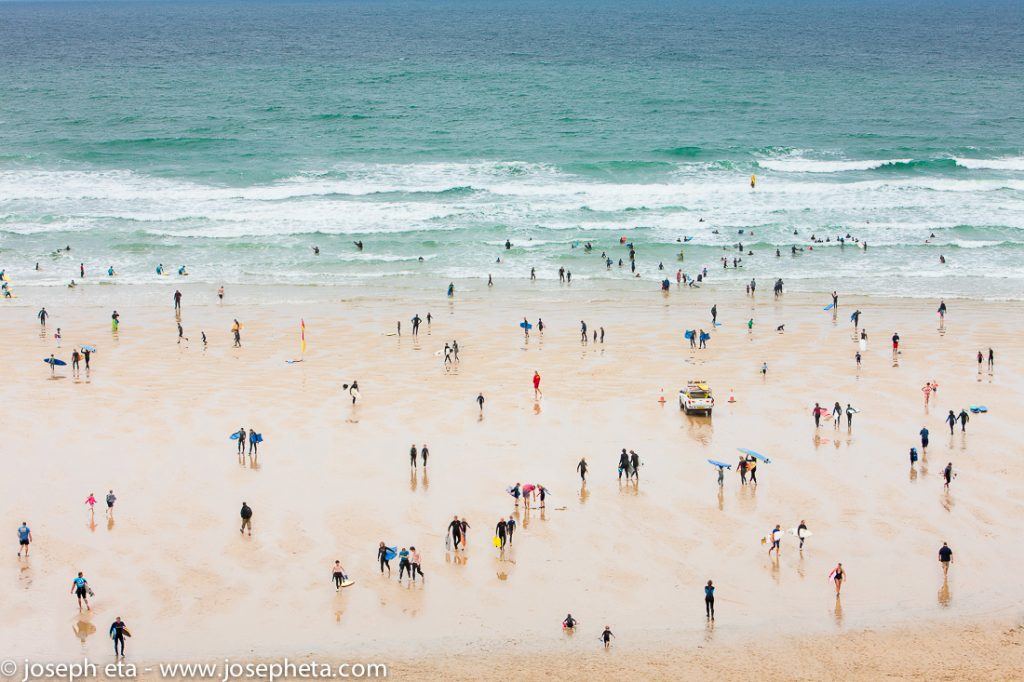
[384,547,397,561]
[43,357,66,366]
[519,321,532,330]
[823,303,834,311]
[230,433,240,440]
[707,459,732,469]
[738,447,772,464]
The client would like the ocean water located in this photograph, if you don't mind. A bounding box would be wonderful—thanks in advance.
[1,0,1023,298]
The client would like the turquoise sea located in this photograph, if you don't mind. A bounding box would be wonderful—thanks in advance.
[1,0,1022,297]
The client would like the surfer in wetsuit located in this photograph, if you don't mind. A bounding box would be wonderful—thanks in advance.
[617,450,629,480]
[797,520,809,549]
[236,427,246,455]
[563,614,576,629]
[109,617,128,657]
[409,444,418,468]
[459,517,470,548]
[577,457,588,482]
[705,581,715,620]
[495,518,507,549]
[447,515,462,549]
[629,451,640,481]
[943,462,953,488]
[600,626,615,648]
[945,410,956,435]
[378,541,391,574]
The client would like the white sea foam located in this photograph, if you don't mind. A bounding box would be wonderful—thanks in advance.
[757,158,912,173]
[953,157,1024,171]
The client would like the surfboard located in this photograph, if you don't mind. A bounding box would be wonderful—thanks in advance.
[970,405,988,413]
[384,547,397,561]
[492,536,502,547]
[254,433,263,443]
[823,303,834,311]
[81,345,97,352]
[229,433,240,440]
[737,448,771,464]
[519,322,533,330]
[788,528,813,538]
[43,358,66,366]
[339,579,355,588]
[707,459,732,469]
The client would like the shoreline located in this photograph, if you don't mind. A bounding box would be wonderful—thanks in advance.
[6,279,1024,311]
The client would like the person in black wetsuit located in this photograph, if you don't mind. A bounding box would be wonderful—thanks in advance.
[495,518,507,549]
[378,541,391,574]
[109,617,129,656]
[447,515,462,549]
[409,444,418,468]
[618,449,630,480]
[705,580,715,620]
[629,451,640,481]
[506,515,516,544]
[577,457,588,482]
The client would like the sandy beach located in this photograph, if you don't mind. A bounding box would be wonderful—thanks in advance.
[2,282,1022,678]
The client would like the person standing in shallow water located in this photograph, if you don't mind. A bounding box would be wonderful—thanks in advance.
[705,580,715,620]
[829,563,846,596]
[577,457,588,482]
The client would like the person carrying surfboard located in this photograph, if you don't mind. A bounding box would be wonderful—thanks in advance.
[378,542,393,574]
[495,518,507,549]
[109,617,130,657]
[332,560,349,590]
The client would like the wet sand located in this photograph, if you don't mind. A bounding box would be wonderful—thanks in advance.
[1,284,1022,677]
